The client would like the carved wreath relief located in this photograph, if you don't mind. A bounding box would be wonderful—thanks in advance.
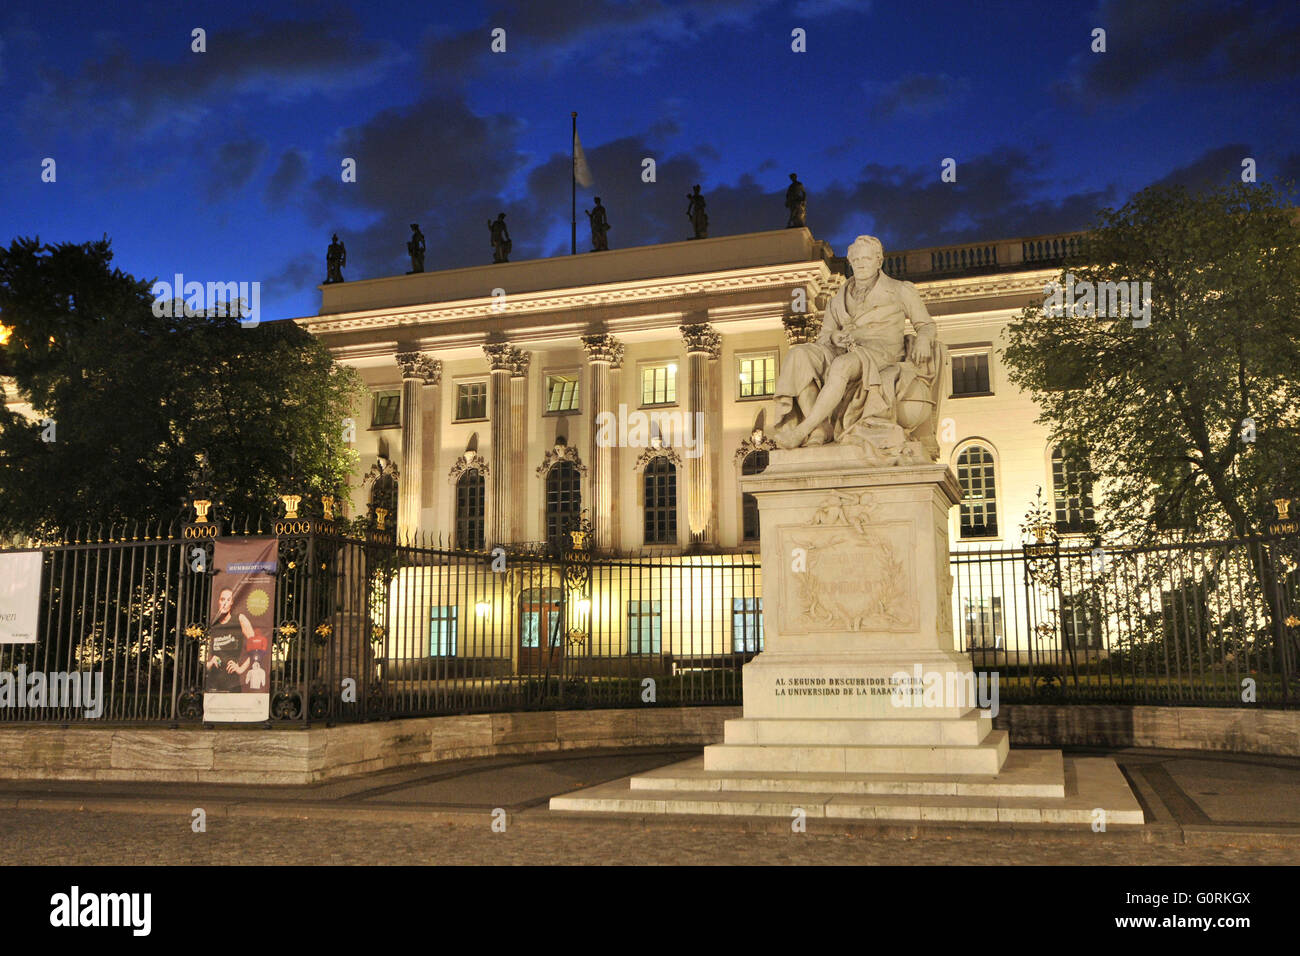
[783,491,916,633]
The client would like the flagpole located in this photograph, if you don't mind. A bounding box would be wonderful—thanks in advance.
[571,111,577,255]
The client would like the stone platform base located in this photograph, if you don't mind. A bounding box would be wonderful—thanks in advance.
[549,749,1145,825]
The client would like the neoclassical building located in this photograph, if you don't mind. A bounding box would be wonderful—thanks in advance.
[296,226,1093,558]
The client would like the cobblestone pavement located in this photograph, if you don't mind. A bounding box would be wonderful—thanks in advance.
[1,746,1299,865]
[2,809,1299,865]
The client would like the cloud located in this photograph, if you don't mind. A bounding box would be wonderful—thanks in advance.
[792,0,870,16]
[866,72,971,120]
[421,0,796,84]
[266,149,310,206]
[1057,0,1300,104]
[206,137,268,201]
[22,15,401,140]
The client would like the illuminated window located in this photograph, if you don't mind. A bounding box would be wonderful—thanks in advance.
[545,373,580,413]
[641,363,677,406]
[545,462,582,546]
[732,598,763,652]
[627,600,661,654]
[455,470,485,550]
[737,352,777,399]
[430,606,458,656]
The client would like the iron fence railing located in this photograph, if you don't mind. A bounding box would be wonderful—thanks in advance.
[0,518,760,724]
[952,532,1300,707]
[2,519,1296,724]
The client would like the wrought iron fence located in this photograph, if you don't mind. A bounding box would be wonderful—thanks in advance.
[0,517,760,724]
[3,517,1297,724]
[952,531,1300,707]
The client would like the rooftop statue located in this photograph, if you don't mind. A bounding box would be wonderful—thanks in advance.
[586,197,610,251]
[686,185,708,240]
[772,235,947,465]
[325,233,346,284]
[407,223,426,273]
[785,173,807,228]
[488,213,512,263]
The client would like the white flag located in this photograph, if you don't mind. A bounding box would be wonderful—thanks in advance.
[573,129,594,188]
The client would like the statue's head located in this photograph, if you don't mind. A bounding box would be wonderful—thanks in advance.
[846,235,884,277]
[497,212,506,220]
[790,173,798,181]
[410,223,419,230]
[331,233,339,242]
[594,196,601,204]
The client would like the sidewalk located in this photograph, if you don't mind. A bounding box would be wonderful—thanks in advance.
[1,746,1298,863]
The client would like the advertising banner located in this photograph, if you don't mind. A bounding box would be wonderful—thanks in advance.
[0,551,43,644]
[204,538,277,722]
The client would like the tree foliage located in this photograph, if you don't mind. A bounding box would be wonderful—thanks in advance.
[0,236,364,537]
[1003,182,1300,540]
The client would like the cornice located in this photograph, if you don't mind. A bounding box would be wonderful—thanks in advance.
[295,262,831,335]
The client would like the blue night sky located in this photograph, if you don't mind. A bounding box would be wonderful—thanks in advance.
[2,0,1297,321]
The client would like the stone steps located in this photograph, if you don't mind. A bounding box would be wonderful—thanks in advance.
[703,729,1010,775]
[549,755,1145,826]
[630,750,1063,797]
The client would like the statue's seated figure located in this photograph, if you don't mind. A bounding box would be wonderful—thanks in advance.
[773,234,947,464]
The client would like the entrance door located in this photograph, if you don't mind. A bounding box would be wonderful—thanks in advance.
[519,600,563,673]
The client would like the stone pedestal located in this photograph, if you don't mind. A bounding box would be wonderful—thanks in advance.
[705,449,1007,775]
[550,446,1144,826]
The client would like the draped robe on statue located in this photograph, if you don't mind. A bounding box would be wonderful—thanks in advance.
[773,272,946,462]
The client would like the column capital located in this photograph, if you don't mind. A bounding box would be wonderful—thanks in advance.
[581,333,624,368]
[781,311,823,346]
[396,352,441,384]
[506,345,531,378]
[680,322,721,358]
[483,342,513,373]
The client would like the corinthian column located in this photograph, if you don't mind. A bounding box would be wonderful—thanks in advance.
[582,333,624,552]
[508,346,530,544]
[395,352,441,542]
[483,343,514,546]
[681,322,721,546]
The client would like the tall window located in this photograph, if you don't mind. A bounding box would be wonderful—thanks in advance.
[1052,446,1095,532]
[737,352,777,399]
[640,363,677,406]
[643,457,677,544]
[955,444,998,538]
[430,606,458,656]
[741,450,769,542]
[950,352,991,396]
[455,470,486,550]
[371,390,401,427]
[369,472,397,523]
[732,597,763,652]
[627,600,662,654]
[545,462,582,546]
[545,373,580,413]
[455,381,488,421]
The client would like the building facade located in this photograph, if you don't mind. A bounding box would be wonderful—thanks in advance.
[296,226,1093,561]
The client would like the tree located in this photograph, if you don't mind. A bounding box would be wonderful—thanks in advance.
[1003,182,1300,541]
[0,237,365,537]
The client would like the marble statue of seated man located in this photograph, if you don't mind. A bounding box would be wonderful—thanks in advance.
[772,234,946,464]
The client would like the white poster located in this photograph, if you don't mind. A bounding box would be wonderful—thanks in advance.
[0,551,43,644]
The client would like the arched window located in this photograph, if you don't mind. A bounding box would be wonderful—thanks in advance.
[741,450,769,542]
[644,457,678,545]
[544,461,582,546]
[455,470,485,550]
[1051,446,1095,533]
[955,444,997,538]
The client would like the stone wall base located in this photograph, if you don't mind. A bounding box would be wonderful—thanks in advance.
[997,705,1300,758]
[0,704,1293,786]
[0,707,741,786]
